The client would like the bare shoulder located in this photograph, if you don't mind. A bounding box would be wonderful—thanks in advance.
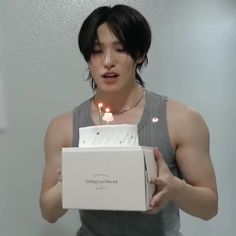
[45,111,73,150]
[47,112,73,130]
[167,98,206,124]
[166,98,209,148]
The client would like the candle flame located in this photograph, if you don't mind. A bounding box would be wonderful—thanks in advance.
[98,103,103,108]
[102,107,114,123]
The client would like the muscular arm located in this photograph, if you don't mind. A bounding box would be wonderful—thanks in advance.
[149,100,218,220]
[169,100,218,219]
[39,112,73,223]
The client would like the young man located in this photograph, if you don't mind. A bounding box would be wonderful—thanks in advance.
[40,4,218,236]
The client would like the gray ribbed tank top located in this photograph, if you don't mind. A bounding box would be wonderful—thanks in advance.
[72,91,182,236]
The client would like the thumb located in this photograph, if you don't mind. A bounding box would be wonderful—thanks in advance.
[153,148,166,166]
[153,148,171,177]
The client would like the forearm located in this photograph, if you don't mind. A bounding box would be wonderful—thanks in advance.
[40,182,67,223]
[173,177,218,220]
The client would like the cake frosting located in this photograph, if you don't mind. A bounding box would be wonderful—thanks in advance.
[79,124,139,147]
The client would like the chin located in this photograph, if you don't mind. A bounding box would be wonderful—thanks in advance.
[98,84,123,93]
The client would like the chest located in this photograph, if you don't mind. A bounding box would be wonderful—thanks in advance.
[90,104,145,126]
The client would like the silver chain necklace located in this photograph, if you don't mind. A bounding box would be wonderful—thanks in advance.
[92,90,145,117]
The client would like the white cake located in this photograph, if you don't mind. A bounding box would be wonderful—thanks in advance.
[79,124,139,147]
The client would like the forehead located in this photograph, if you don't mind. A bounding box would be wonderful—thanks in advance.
[96,23,120,44]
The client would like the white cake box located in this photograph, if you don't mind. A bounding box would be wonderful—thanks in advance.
[62,146,157,211]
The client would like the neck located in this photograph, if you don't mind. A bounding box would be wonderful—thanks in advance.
[93,85,144,114]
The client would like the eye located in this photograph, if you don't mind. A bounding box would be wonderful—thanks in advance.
[93,48,102,54]
[92,45,102,54]
[116,47,126,53]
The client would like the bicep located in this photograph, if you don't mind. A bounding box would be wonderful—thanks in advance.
[40,121,62,195]
[40,113,72,195]
[175,109,217,193]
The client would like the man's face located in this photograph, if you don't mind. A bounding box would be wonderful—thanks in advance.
[89,23,139,93]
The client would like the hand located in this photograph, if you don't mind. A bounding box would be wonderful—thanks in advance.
[146,148,178,214]
[56,161,62,182]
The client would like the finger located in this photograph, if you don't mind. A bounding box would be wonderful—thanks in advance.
[150,177,165,189]
[56,166,62,182]
[153,148,165,163]
[153,148,163,170]
[145,206,161,215]
[143,188,166,214]
[153,147,159,161]
[153,148,170,173]
[149,191,164,208]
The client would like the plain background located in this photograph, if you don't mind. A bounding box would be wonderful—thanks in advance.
[0,0,235,235]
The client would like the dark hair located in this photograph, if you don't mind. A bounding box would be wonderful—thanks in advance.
[78,4,152,90]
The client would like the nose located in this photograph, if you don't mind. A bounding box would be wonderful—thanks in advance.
[103,50,115,69]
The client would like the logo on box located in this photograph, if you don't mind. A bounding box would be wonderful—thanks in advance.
[84,173,118,190]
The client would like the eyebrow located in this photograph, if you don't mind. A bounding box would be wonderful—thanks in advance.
[94,40,123,47]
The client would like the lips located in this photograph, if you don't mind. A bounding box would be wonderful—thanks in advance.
[102,72,119,79]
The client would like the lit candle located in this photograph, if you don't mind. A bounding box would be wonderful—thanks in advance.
[102,108,114,124]
[98,103,103,122]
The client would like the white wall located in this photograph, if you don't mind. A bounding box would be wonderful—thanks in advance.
[0,0,235,235]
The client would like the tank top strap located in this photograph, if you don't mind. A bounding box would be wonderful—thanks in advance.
[72,98,93,147]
